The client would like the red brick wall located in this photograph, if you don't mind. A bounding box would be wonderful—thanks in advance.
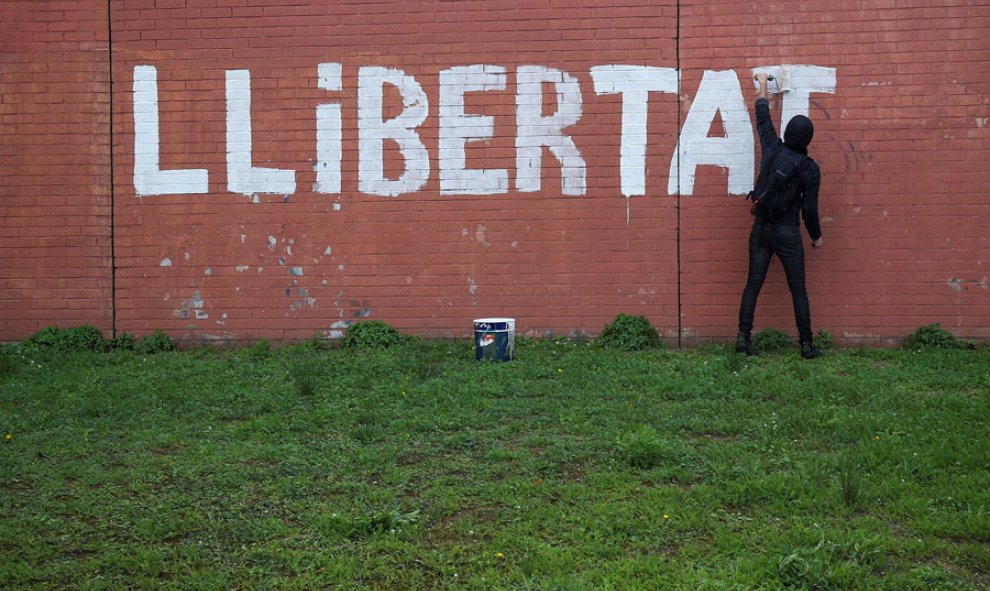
[2,1,988,345]
[0,1,111,337]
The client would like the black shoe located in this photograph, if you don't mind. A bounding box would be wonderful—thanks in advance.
[801,341,823,359]
[735,332,759,356]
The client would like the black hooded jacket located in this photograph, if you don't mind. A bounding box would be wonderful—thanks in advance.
[753,97,822,240]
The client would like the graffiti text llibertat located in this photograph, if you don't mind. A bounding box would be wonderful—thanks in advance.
[133,64,836,199]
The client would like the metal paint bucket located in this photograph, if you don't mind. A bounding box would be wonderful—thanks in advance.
[474,317,515,362]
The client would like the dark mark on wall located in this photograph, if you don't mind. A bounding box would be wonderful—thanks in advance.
[811,99,831,120]
[842,140,874,174]
[350,299,371,318]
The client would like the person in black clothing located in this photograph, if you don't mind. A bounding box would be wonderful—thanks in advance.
[736,73,823,359]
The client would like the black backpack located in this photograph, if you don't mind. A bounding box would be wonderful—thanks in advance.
[748,146,808,221]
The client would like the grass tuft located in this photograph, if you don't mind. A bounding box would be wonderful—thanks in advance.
[322,508,421,540]
[288,360,320,397]
[616,424,666,469]
[837,456,864,510]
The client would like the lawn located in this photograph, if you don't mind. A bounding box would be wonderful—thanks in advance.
[1,337,988,589]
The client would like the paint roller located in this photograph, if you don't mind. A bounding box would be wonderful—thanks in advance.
[752,66,792,93]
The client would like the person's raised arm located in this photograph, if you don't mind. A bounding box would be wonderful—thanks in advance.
[753,73,780,155]
[756,73,769,100]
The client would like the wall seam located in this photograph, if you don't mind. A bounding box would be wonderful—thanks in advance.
[107,0,117,338]
[675,0,683,348]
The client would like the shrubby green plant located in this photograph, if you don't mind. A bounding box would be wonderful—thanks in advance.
[22,325,107,353]
[902,323,969,350]
[595,314,664,351]
[754,327,792,352]
[816,329,834,351]
[138,330,176,354]
[21,326,62,352]
[341,320,405,350]
[109,332,138,351]
[20,325,178,355]
[58,325,106,351]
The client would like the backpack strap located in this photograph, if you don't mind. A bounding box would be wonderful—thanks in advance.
[748,144,783,203]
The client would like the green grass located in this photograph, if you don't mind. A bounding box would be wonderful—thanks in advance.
[1,340,988,589]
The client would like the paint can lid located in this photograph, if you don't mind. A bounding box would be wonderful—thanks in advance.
[474,318,515,330]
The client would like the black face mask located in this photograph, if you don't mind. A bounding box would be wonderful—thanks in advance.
[784,115,814,153]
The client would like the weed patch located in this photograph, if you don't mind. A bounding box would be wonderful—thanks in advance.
[109,332,138,351]
[903,323,970,350]
[341,320,406,350]
[319,508,421,540]
[138,329,177,354]
[817,329,834,351]
[595,314,665,351]
[754,327,792,351]
[22,324,106,352]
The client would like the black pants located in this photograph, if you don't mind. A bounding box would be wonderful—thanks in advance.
[738,220,813,343]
